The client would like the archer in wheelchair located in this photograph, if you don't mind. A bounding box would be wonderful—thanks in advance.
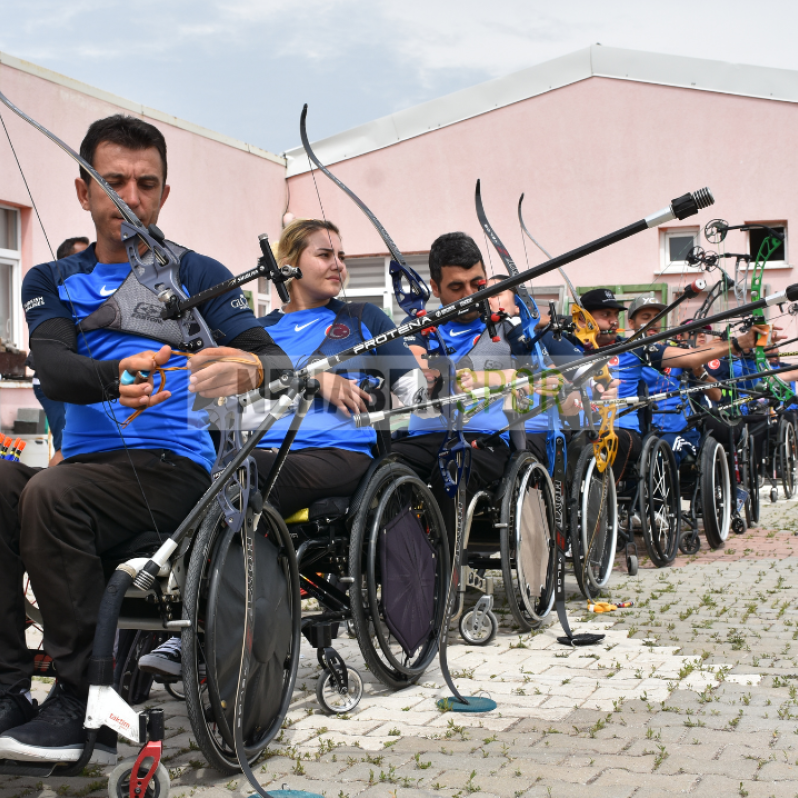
[0,115,293,774]
[139,217,450,706]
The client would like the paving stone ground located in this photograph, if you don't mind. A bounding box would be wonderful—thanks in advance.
[5,496,798,798]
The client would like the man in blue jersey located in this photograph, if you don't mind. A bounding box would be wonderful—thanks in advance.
[0,115,291,764]
[574,289,762,481]
[392,233,523,539]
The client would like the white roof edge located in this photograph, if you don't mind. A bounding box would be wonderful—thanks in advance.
[286,44,798,178]
[0,50,286,167]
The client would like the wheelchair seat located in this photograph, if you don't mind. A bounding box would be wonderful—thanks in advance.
[102,530,165,563]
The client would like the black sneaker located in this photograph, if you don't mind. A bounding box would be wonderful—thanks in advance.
[0,684,116,764]
[0,691,38,736]
[138,636,182,678]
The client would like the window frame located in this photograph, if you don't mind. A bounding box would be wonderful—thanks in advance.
[658,226,701,275]
[747,221,789,269]
[0,205,22,348]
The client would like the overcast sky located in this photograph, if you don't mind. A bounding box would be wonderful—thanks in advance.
[1,0,797,155]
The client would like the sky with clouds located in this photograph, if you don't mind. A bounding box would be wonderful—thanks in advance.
[1,0,797,155]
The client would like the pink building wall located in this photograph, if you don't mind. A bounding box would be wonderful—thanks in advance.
[0,56,286,426]
[287,76,797,303]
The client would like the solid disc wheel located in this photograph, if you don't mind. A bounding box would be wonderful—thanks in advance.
[700,437,731,549]
[108,756,170,798]
[640,438,680,567]
[626,554,639,576]
[316,667,363,715]
[349,463,449,690]
[458,607,498,646]
[500,454,557,629]
[182,503,301,774]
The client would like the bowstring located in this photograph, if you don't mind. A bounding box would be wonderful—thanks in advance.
[0,110,162,538]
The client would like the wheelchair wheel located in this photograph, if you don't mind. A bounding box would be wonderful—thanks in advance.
[183,502,301,774]
[778,418,797,499]
[459,606,499,645]
[740,432,760,528]
[316,667,363,715]
[499,453,556,630]
[639,437,680,567]
[349,462,449,691]
[570,445,618,598]
[108,756,170,798]
[700,436,731,549]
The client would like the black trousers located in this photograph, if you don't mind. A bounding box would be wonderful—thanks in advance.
[0,450,209,697]
[392,433,511,548]
[567,428,643,485]
[251,447,372,518]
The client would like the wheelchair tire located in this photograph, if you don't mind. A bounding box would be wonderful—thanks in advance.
[700,436,731,549]
[316,667,363,715]
[778,418,797,499]
[639,437,680,567]
[459,607,499,646]
[349,463,449,690]
[499,453,556,630]
[569,445,618,599]
[183,502,301,774]
[108,756,170,798]
[741,432,760,528]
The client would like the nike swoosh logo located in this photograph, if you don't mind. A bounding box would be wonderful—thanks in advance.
[294,319,319,332]
[99,286,116,296]
[449,328,478,337]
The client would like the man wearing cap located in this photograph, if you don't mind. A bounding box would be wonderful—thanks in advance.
[626,297,721,466]
[574,289,763,480]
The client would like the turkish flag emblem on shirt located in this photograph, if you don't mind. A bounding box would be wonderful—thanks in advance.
[708,359,721,370]
[609,356,620,367]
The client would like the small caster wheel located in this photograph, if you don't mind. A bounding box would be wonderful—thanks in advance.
[770,488,779,503]
[459,607,498,646]
[731,516,746,535]
[108,756,170,798]
[316,666,363,714]
[679,534,700,556]
[626,554,639,576]
[346,619,356,638]
[163,680,185,701]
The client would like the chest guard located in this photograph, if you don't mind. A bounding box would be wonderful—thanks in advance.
[456,321,514,373]
[77,241,191,348]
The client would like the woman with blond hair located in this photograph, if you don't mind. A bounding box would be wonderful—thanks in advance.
[250,218,419,516]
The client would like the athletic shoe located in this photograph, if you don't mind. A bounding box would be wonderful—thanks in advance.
[0,683,116,764]
[0,691,37,736]
[138,636,182,678]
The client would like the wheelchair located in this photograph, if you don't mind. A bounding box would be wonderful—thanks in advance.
[282,455,450,697]
[21,495,302,781]
[678,430,732,553]
[450,447,557,638]
[756,410,797,503]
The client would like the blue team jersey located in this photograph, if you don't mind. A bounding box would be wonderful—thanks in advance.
[22,243,261,470]
[643,365,691,433]
[402,314,514,438]
[607,341,666,432]
[257,299,415,455]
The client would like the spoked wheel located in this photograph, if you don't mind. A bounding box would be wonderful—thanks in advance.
[700,436,731,549]
[499,453,556,630]
[349,462,449,690]
[740,432,760,528]
[183,503,301,774]
[570,445,618,598]
[639,437,681,567]
[459,606,499,645]
[316,667,363,715]
[778,418,798,499]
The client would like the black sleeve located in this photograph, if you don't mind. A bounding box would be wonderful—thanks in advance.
[31,318,121,404]
[227,326,294,388]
